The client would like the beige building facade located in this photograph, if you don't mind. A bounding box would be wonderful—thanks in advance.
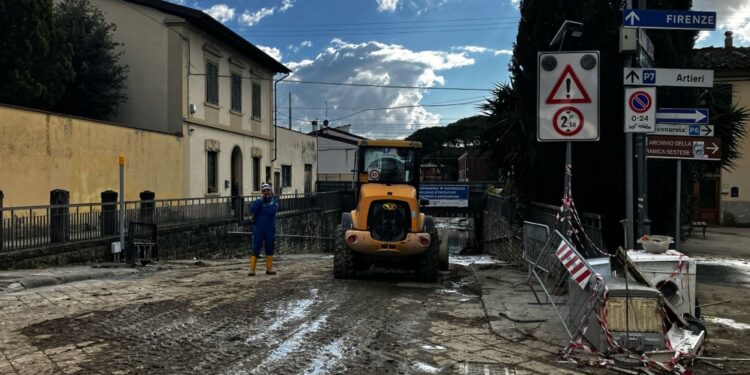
[275,127,318,195]
[696,33,750,225]
[0,105,186,207]
[91,0,293,197]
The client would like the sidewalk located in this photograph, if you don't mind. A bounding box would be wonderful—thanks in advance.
[682,226,750,259]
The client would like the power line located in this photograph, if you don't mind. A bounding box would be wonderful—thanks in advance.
[247,16,522,28]
[243,21,520,34]
[329,100,484,121]
[188,73,493,92]
[280,79,491,91]
[241,26,518,38]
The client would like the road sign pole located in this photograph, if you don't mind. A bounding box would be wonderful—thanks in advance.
[637,133,651,236]
[563,141,572,235]
[623,0,635,250]
[626,133,634,248]
[675,159,681,252]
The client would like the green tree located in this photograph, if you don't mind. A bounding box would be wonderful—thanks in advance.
[0,0,73,109]
[53,0,128,120]
[406,115,495,180]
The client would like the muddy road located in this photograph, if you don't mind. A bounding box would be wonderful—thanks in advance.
[1,255,577,375]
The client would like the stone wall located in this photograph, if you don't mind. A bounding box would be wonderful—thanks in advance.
[0,208,342,269]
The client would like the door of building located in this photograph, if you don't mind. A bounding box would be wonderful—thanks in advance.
[693,177,720,225]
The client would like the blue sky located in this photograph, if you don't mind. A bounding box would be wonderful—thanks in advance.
[180,0,749,139]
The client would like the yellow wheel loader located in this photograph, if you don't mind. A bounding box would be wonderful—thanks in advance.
[333,140,446,281]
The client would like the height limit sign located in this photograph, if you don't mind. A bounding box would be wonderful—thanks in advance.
[537,51,600,141]
[624,87,656,133]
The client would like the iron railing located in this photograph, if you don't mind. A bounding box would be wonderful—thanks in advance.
[485,196,607,258]
[1,192,343,252]
[526,201,607,258]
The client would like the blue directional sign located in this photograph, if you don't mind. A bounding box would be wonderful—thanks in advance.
[419,185,469,207]
[656,108,709,124]
[623,9,716,30]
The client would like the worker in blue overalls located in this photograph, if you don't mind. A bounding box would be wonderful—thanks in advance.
[248,183,279,276]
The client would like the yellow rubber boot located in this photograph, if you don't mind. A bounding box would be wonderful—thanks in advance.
[248,256,257,276]
[265,256,277,275]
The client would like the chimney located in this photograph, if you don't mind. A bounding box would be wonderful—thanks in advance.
[725,31,734,49]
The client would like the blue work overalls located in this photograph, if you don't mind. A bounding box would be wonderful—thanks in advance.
[250,196,278,256]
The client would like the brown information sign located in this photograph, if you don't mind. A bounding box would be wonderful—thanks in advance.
[646,135,721,160]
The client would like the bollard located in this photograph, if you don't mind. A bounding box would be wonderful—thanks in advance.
[50,189,70,243]
[101,190,118,236]
[139,191,155,223]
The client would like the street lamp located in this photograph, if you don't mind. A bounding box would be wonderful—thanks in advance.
[550,20,584,235]
[550,20,583,50]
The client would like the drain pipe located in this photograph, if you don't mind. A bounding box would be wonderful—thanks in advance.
[272,72,290,163]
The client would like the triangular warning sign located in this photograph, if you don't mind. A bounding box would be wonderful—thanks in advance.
[545,65,591,104]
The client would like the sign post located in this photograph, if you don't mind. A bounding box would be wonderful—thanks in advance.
[624,87,656,133]
[537,52,600,141]
[538,45,600,237]
[622,9,717,30]
[623,68,714,87]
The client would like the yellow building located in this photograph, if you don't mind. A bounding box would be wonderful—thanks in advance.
[695,32,750,225]
[0,104,186,207]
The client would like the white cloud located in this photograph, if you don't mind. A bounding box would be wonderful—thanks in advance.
[280,0,295,12]
[282,39,475,138]
[203,4,235,23]
[510,0,520,8]
[453,45,513,56]
[693,0,750,44]
[258,45,282,62]
[696,30,711,45]
[287,40,314,54]
[240,7,275,26]
[240,0,295,26]
[377,0,399,12]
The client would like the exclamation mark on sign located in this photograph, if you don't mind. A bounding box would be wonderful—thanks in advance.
[566,78,571,99]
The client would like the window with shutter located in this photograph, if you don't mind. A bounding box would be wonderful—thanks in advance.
[252,157,261,191]
[252,82,261,120]
[206,62,219,104]
[282,165,292,187]
[207,151,218,193]
[231,73,242,112]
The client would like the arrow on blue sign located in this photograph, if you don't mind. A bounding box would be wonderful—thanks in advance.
[623,9,716,30]
[656,108,709,124]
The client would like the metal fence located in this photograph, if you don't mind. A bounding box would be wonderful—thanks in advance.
[526,201,607,258]
[527,230,607,345]
[1,192,342,252]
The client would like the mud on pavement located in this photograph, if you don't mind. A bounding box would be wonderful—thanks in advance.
[2,255,586,375]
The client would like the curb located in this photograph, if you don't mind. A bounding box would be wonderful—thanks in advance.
[0,268,141,294]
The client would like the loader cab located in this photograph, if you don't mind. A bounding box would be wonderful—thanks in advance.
[355,140,421,199]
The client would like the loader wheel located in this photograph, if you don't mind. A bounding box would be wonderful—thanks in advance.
[416,230,439,282]
[333,226,355,279]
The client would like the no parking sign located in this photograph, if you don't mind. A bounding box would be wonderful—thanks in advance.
[624,87,656,133]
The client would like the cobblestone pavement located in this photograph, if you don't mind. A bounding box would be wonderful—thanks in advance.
[0,255,594,375]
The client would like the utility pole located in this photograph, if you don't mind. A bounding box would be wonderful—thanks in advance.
[288,92,292,130]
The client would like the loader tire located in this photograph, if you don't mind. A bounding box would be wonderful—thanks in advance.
[333,226,355,279]
[416,230,439,282]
